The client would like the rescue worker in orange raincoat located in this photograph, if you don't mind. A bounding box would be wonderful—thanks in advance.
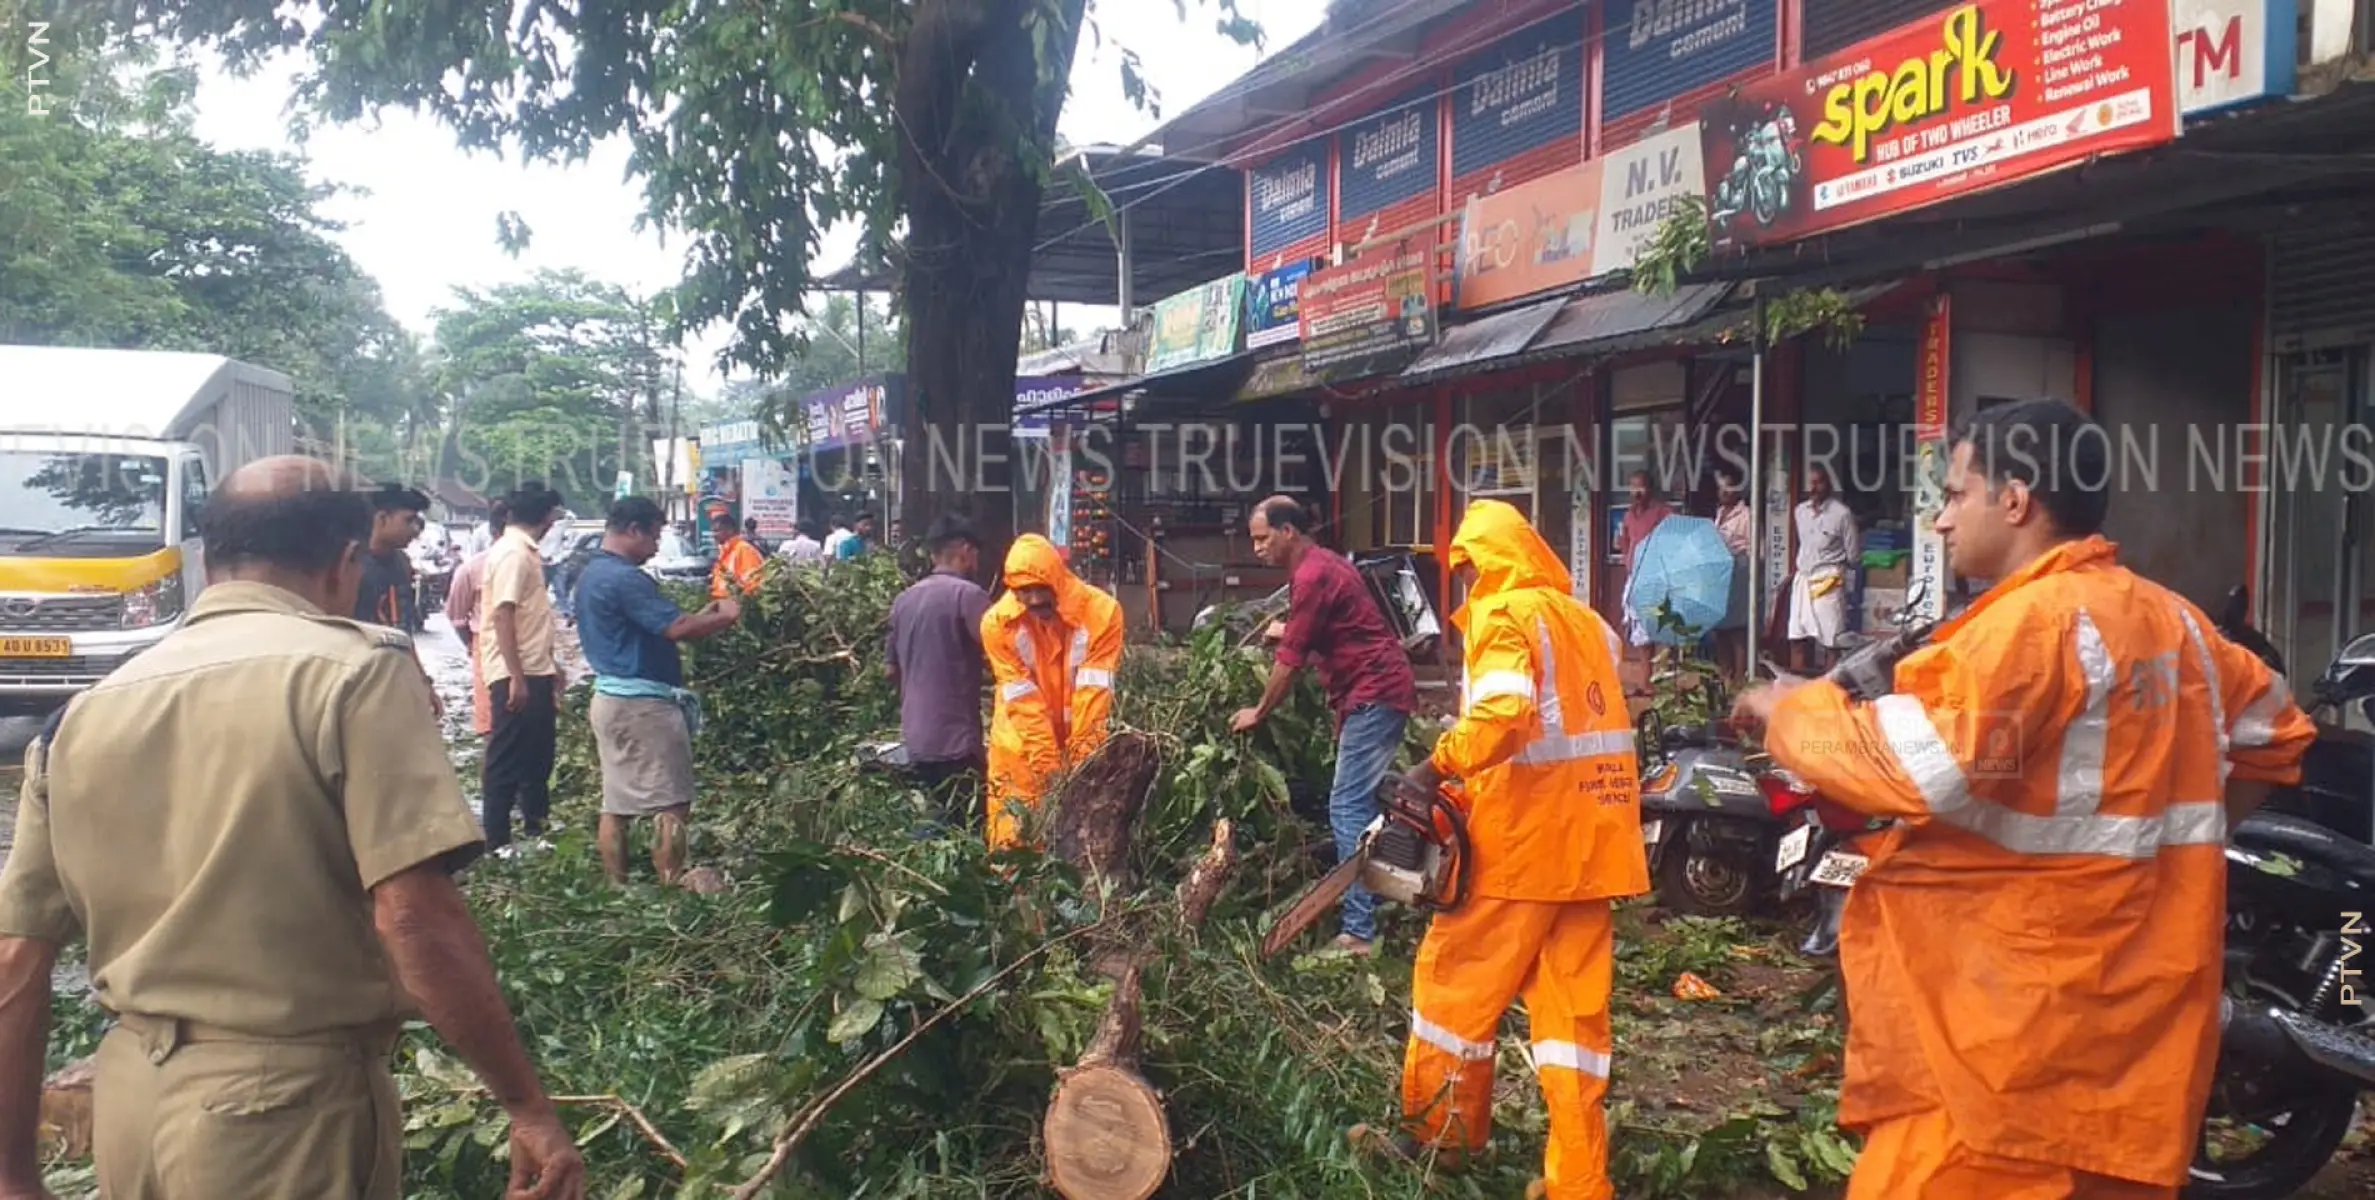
[1386,499,1646,1200]
[980,534,1125,850]
[708,508,766,599]
[1732,399,2315,1199]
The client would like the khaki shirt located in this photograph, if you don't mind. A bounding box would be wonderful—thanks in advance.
[0,582,484,1037]
[478,525,558,683]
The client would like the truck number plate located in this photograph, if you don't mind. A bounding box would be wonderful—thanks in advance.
[1775,825,1812,871]
[1641,819,1663,845]
[1811,851,1870,887]
[0,637,69,659]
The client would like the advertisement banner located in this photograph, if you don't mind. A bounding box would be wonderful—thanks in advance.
[1299,246,1437,383]
[1602,0,1781,121]
[1908,293,1952,621]
[1451,25,1586,179]
[1013,376,1084,440]
[801,378,891,451]
[1340,91,1439,219]
[1455,123,1707,310]
[1146,273,1248,374]
[1248,143,1330,258]
[2176,0,2296,117]
[742,457,799,538]
[1244,261,1315,349]
[1699,0,2179,250]
[1570,463,1595,604]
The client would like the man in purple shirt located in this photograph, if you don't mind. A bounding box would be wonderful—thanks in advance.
[1232,495,1419,955]
[887,514,993,826]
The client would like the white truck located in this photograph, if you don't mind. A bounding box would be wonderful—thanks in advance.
[0,345,295,713]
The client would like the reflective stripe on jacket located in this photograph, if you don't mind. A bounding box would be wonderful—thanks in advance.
[1764,535,2315,1186]
[1431,500,1648,903]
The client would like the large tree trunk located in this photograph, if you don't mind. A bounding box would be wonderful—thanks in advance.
[1039,730,1240,1200]
[893,0,1088,578]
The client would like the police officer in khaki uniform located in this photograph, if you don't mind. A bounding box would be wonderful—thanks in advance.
[0,456,584,1200]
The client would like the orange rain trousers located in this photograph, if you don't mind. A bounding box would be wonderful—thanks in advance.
[1402,896,1615,1200]
[1850,1109,2176,1200]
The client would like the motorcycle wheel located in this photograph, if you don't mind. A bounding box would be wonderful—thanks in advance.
[2184,983,2364,1199]
[1653,824,1760,917]
[1751,185,1780,227]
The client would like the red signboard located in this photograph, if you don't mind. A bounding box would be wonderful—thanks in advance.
[1700,0,2178,248]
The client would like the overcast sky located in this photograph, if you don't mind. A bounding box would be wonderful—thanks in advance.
[186,0,1327,395]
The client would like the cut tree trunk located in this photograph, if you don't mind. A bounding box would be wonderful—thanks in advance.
[1046,732,1163,903]
[39,1055,94,1161]
[1042,819,1239,1200]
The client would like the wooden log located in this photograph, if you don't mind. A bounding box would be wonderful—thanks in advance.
[1045,732,1161,901]
[39,1055,94,1161]
[1045,962,1167,1200]
[1044,822,1240,1199]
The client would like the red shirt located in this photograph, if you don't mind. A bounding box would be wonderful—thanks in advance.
[1276,548,1419,727]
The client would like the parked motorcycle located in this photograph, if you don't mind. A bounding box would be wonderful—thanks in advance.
[2214,584,2375,845]
[2188,587,2375,1198]
[1638,707,1810,918]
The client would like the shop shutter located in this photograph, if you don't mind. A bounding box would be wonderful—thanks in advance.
[2269,217,2375,348]
[1801,0,1958,60]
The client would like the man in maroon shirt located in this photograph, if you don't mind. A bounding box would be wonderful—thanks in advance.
[1232,495,1418,955]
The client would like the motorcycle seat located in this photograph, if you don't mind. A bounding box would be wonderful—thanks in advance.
[2233,810,2375,887]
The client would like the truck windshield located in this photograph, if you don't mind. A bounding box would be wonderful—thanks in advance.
[0,451,170,557]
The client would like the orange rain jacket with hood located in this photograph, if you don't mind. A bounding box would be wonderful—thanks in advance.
[980,535,1124,850]
[1429,500,1648,902]
[1398,500,1647,1200]
[1764,535,2315,1188]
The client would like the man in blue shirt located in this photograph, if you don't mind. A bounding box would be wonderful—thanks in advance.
[574,496,740,887]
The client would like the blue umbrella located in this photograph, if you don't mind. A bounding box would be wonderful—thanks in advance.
[1625,516,1735,644]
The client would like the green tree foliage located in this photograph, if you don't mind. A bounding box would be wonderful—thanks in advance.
[82,0,1258,556]
[0,33,415,439]
[428,270,674,502]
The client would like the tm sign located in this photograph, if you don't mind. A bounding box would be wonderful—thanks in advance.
[2176,1,2299,117]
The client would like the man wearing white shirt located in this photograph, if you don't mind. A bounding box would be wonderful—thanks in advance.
[1787,465,1859,671]
[823,517,855,559]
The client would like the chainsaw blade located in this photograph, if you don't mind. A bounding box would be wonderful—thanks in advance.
[1260,852,1367,959]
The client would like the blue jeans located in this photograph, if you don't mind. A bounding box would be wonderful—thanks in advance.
[1330,703,1409,942]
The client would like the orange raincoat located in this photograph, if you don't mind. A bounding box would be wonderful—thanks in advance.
[1402,500,1646,1200]
[1764,535,2315,1195]
[710,535,766,599]
[980,535,1124,850]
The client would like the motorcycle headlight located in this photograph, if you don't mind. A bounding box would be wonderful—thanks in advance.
[121,574,186,629]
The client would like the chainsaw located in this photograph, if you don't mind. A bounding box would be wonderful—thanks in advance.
[1259,772,1474,958]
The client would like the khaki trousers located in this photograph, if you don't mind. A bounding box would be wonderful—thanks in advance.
[94,1013,403,1200]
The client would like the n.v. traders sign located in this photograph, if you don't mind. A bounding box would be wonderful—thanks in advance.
[1699,0,2178,249]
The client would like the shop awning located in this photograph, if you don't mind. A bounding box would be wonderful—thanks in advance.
[1528,282,1736,357]
[1013,351,1256,419]
[1398,295,1570,384]
[1235,350,1316,402]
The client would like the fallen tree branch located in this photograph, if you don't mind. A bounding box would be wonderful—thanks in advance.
[727,914,1128,1200]
[548,1094,691,1171]
[431,1087,689,1171]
